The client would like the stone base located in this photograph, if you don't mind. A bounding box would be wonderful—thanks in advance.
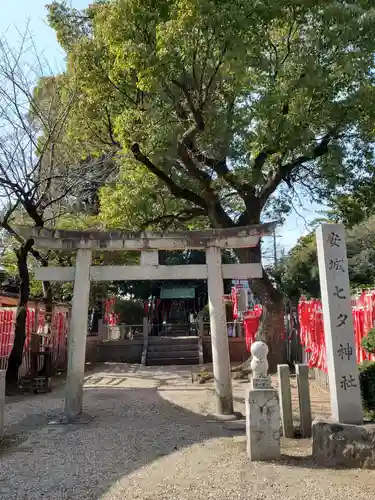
[48,412,94,425]
[245,387,280,461]
[312,419,375,469]
[206,411,244,422]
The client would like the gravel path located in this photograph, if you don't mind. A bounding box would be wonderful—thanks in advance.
[0,363,374,500]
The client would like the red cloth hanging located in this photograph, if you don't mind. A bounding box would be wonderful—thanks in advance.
[231,287,238,319]
[298,293,375,372]
[243,307,262,352]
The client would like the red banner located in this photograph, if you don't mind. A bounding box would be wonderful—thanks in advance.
[231,287,238,319]
[298,292,375,372]
[243,306,263,352]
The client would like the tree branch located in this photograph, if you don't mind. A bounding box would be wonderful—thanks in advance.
[140,207,206,230]
[172,79,204,132]
[130,143,208,209]
[1,218,46,265]
[258,134,332,207]
[104,107,121,148]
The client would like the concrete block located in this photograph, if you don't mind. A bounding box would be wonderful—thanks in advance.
[277,364,294,438]
[296,364,312,437]
[245,386,280,461]
[312,419,375,468]
[0,370,5,440]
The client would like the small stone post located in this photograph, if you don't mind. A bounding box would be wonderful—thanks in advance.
[296,364,312,438]
[246,341,281,461]
[316,223,363,424]
[277,364,294,438]
[0,370,5,440]
[206,246,234,416]
[141,317,149,366]
[65,249,92,418]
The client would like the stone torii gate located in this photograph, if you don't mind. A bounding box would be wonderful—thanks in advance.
[18,224,275,420]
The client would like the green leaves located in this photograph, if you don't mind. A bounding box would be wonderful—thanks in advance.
[46,0,375,233]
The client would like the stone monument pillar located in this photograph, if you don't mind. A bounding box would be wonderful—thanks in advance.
[316,223,363,424]
[245,341,280,461]
[311,224,375,469]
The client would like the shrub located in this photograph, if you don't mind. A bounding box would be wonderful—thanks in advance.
[361,327,375,354]
[359,361,375,420]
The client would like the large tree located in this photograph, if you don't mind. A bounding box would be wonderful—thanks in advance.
[47,0,375,368]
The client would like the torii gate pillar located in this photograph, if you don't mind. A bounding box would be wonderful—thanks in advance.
[207,246,233,415]
[65,249,92,418]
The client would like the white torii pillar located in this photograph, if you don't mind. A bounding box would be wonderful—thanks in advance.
[206,247,233,415]
[65,249,92,418]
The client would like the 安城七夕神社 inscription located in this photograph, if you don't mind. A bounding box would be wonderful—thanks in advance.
[336,313,348,328]
[329,258,345,272]
[332,246,356,392]
[337,342,353,360]
[328,232,341,248]
[333,285,346,300]
[340,374,357,391]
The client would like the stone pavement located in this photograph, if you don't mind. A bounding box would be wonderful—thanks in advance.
[0,363,373,500]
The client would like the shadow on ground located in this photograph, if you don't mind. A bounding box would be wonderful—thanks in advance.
[0,385,245,499]
[0,363,349,500]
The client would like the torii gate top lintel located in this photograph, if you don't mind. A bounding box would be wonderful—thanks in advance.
[16,222,276,251]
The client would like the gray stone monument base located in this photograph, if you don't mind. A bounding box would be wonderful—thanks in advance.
[206,411,243,422]
[312,419,375,469]
[245,385,281,461]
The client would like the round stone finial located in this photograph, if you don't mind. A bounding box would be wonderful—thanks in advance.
[250,341,269,359]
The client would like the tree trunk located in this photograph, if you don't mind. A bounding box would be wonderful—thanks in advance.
[235,246,286,373]
[6,239,34,390]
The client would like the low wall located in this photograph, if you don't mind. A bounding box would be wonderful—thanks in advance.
[93,337,247,365]
[97,339,143,364]
[203,336,248,363]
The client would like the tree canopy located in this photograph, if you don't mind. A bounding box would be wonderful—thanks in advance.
[46,0,375,259]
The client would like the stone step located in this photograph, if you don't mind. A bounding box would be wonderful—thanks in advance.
[148,336,198,345]
[160,324,191,329]
[158,334,192,338]
[147,349,199,359]
[148,343,198,352]
[146,357,199,366]
[161,331,191,334]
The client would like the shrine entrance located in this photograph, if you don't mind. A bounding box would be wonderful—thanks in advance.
[18,224,274,420]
